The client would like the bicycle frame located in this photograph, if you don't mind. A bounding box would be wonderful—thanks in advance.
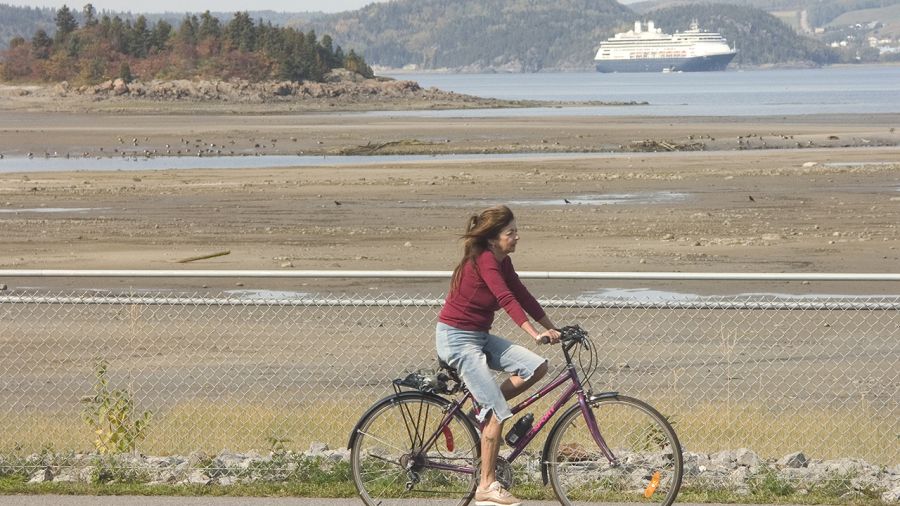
[424,339,618,475]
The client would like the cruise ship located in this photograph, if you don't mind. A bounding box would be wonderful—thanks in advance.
[595,20,737,73]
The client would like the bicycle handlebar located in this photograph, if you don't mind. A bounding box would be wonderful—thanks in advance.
[539,324,588,345]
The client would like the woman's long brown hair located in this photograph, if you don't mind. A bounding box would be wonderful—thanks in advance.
[449,205,515,294]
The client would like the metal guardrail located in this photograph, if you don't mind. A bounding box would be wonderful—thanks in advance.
[0,270,897,475]
[3,269,900,281]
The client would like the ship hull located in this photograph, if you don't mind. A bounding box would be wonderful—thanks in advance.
[595,52,736,73]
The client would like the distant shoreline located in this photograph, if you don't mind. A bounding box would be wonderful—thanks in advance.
[0,75,645,115]
[375,61,900,74]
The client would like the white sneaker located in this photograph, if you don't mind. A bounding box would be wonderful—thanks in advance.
[474,480,522,506]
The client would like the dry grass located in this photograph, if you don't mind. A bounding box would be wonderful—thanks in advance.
[2,396,895,466]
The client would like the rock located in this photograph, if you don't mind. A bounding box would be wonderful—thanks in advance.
[54,468,79,482]
[761,233,783,241]
[780,467,813,481]
[403,241,413,248]
[710,450,736,468]
[186,470,211,485]
[218,475,238,486]
[187,450,209,466]
[113,78,128,96]
[883,485,900,502]
[777,451,808,468]
[0,284,7,290]
[729,467,750,484]
[735,448,760,467]
[28,467,52,483]
[823,458,866,475]
[682,452,703,476]
[662,233,675,240]
[308,442,329,455]
[802,162,819,167]
[127,81,145,96]
[215,450,246,469]
[78,466,95,482]
[326,448,351,463]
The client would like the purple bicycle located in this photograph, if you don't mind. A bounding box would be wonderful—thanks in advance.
[348,325,683,506]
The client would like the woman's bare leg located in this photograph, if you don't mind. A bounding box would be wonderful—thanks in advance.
[500,361,547,400]
[479,412,503,488]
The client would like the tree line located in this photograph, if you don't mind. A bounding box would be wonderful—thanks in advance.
[0,4,373,83]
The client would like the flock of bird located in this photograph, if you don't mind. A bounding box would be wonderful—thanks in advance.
[7,135,311,161]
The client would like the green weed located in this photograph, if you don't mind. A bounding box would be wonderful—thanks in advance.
[80,359,153,455]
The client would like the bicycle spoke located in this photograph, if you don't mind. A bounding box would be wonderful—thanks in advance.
[356,429,409,455]
[547,396,682,506]
[351,393,479,506]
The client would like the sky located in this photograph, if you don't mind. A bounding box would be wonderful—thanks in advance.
[3,0,385,13]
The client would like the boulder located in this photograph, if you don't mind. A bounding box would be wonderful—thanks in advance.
[112,78,128,95]
[882,485,900,502]
[185,469,211,485]
[777,451,808,468]
[735,448,760,467]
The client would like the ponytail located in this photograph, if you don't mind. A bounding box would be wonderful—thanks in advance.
[449,205,514,294]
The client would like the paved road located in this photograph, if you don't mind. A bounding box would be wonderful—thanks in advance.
[0,498,555,506]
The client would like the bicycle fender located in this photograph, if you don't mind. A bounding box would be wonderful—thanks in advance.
[539,392,620,485]
[347,390,451,449]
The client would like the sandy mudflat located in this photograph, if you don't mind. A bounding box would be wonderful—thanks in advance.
[0,108,898,294]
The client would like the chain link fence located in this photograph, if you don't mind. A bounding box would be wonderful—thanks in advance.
[0,272,898,482]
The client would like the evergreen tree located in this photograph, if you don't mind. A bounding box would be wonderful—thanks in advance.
[2,9,370,84]
[343,49,373,78]
[129,15,151,57]
[152,20,172,52]
[198,11,221,40]
[226,12,256,51]
[31,29,53,59]
[83,3,98,27]
[118,61,133,82]
[54,5,78,43]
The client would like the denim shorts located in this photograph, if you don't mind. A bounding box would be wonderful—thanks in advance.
[435,322,547,423]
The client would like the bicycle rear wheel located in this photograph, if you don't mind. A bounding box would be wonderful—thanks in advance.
[545,394,683,506]
[350,392,480,506]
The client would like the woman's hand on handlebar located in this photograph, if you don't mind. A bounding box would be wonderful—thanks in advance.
[536,328,561,345]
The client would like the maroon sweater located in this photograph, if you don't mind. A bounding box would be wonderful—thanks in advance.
[439,250,546,331]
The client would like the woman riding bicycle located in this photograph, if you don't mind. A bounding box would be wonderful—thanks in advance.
[436,204,561,506]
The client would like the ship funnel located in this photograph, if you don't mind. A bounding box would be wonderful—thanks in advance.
[634,21,641,33]
[647,21,655,32]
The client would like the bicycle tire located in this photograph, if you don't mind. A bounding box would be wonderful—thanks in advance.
[350,391,480,506]
[545,394,683,506]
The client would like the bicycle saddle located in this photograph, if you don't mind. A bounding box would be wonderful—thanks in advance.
[438,359,462,384]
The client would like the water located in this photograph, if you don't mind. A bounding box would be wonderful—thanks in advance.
[381,65,900,117]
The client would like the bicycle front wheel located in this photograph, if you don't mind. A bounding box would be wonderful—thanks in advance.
[546,394,683,506]
[350,392,480,506]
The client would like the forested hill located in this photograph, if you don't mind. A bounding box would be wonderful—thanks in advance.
[646,3,837,65]
[295,0,836,69]
[631,0,900,29]
[0,7,373,84]
[2,1,841,73]
[297,0,634,71]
